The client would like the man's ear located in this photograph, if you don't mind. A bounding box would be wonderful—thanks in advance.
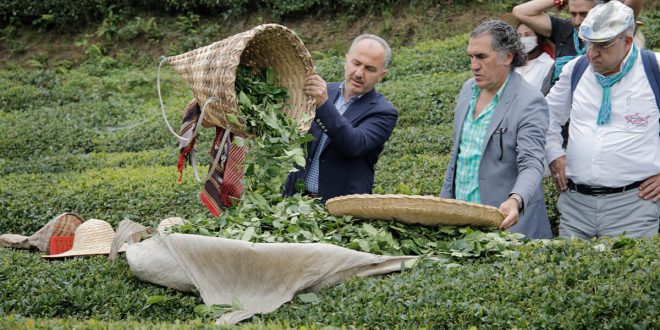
[379,69,388,82]
[503,52,514,66]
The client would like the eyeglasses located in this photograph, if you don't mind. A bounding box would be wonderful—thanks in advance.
[583,37,622,51]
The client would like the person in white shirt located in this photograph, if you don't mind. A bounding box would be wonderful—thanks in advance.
[545,1,660,239]
[515,23,555,93]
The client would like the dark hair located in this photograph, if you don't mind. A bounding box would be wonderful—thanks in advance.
[471,20,527,69]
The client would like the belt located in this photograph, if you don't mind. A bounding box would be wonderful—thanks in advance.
[567,179,643,196]
[304,190,320,198]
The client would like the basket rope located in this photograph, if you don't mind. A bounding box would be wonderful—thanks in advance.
[157,56,190,141]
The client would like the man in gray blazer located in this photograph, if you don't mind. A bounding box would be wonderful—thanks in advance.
[441,20,553,239]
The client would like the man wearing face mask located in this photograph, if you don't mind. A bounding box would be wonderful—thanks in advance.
[513,0,643,86]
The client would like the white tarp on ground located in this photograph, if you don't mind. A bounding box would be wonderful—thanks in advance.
[117,224,417,325]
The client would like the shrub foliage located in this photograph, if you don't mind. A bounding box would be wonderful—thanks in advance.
[0,4,659,328]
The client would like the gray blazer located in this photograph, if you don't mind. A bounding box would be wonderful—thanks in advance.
[441,72,552,239]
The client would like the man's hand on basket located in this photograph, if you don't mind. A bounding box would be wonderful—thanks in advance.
[498,198,520,230]
[303,75,328,108]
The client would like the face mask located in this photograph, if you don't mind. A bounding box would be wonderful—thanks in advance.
[520,36,538,53]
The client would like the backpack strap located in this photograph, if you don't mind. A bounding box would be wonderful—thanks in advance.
[570,55,590,96]
[639,49,660,111]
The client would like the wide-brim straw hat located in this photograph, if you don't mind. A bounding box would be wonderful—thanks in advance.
[165,23,316,137]
[326,194,504,228]
[43,219,126,258]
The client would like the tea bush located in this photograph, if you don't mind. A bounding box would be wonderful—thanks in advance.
[0,150,176,176]
[260,237,659,328]
[0,250,200,321]
[0,166,206,235]
[2,237,657,327]
[1,5,659,327]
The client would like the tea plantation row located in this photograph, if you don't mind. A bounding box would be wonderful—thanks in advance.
[0,21,658,328]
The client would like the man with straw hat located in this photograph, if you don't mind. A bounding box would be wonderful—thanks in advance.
[545,1,660,239]
[441,20,552,239]
[284,34,398,202]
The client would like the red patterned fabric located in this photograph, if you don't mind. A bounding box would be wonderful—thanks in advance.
[177,99,201,182]
[178,99,245,217]
[200,127,245,217]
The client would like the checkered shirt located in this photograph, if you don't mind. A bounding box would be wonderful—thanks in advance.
[455,78,509,203]
[304,86,360,194]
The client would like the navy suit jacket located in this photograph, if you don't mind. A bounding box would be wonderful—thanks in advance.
[284,82,398,202]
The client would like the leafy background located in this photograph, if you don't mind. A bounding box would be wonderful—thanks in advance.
[0,0,659,328]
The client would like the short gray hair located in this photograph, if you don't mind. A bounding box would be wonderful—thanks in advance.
[349,34,392,68]
[471,20,526,69]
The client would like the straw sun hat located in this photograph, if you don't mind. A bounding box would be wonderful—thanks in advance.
[165,23,316,137]
[326,194,504,228]
[43,219,126,259]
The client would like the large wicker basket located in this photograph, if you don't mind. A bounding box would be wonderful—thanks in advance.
[326,194,504,228]
[165,24,316,137]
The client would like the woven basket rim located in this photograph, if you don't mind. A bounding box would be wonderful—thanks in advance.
[325,194,504,227]
[165,23,315,137]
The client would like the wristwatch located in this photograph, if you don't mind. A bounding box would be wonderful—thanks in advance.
[508,193,524,211]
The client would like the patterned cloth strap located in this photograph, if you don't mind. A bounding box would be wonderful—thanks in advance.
[199,127,245,217]
[177,98,246,217]
[594,44,638,126]
[177,99,201,182]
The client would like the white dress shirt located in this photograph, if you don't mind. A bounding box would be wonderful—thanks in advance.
[545,48,660,187]
[515,52,554,91]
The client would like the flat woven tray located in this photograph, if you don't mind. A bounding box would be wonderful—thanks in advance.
[166,24,315,137]
[325,194,504,228]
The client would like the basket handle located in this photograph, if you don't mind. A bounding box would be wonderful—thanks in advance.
[157,56,191,141]
[157,57,235,184]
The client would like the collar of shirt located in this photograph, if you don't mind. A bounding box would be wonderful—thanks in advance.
[334,82,363,114]
[468,75,510,120]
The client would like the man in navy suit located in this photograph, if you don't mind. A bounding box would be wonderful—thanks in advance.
[284,34,398,202]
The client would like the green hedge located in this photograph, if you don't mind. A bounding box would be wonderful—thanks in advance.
[0,251,199,321]
[259,237,659,328]
[0,165,206,235]
[0,150,175,176]
[0,65,195,159]
[0,0,472,30]
[2,237,657,327]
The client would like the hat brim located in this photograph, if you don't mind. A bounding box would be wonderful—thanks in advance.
[326,194,504,228]
[501,13,520,28]
[42,243,127,259]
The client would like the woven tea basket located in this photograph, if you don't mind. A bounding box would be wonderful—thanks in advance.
[326,194,504,228]
[164,24,316,137]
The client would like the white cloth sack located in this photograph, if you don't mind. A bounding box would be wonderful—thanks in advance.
[125,232,417,325]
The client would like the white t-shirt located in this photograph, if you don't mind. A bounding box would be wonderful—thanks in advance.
[515,52,554,91]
